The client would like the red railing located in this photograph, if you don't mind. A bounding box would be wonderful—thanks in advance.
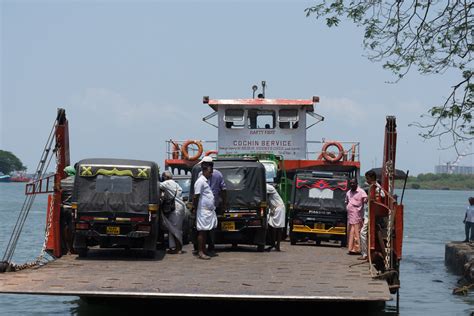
[25,174,56,195]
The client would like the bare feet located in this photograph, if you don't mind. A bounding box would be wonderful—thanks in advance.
[198,252,211,260]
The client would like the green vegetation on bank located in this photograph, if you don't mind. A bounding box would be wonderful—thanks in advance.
[0,150,26,175]
[395,173,473,191]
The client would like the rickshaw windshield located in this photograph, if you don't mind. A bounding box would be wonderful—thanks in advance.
[294,177,348,211]
[217,165,266,209]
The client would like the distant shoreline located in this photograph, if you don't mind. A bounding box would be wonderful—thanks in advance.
[395,173,473,191]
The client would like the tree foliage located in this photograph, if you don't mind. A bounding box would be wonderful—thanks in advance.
[305,1,473,153]
[0,150,26,175]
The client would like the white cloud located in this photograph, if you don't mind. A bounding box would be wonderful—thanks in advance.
[318,96,368,126]
[70,88,186,127]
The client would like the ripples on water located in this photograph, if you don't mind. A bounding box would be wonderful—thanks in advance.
[0,184,473,315]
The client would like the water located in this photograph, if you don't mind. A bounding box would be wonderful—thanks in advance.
[0,183,473,315]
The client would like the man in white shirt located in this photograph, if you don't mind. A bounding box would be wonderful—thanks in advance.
[463,197,474,242]
[160,171,185,254]
[266,183,286,251]
[191,164,217,260]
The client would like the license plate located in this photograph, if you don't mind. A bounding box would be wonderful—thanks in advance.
[221,221,235,231]
[106,226,120,235]
[314,223,325,230]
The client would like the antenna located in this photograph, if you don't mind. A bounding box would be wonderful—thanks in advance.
[261,81,266,98]
[252,85,258,99]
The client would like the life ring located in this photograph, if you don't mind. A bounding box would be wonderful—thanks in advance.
[317,152,336,160]
[321,141,344,162]
[171,141,180,160]
[181,140,203,161]
[205,150,218,157]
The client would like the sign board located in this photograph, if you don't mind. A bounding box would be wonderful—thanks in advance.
[217,106,307,159]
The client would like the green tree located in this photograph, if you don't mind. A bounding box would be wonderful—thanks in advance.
[305,1,473,153]
[0,150,26,174]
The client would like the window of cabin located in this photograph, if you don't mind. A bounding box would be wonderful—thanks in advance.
[247,109,275,129]
[278,109,299,129]
[224,109,245,129]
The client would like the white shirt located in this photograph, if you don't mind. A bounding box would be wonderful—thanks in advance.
[160,179,183,200]
[466,205,474,223]
[266,184,286,228]
[266,184,284,209]
[194,175,215,211]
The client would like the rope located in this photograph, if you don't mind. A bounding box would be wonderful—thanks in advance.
[453,283,474,295]
[1,119,58,269]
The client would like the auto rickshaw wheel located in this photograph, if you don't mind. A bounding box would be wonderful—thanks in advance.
[290,233,297,245]
[257,244,265,252]
[341,236,347,247]
[145,250,156,259]
[77,248,88,258]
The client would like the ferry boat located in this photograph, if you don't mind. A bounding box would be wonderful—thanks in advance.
[0,86,405,309]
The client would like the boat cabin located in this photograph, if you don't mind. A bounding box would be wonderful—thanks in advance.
[203,96,323,160]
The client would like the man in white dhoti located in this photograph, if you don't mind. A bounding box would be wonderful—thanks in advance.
[191,165,217,260]
[266,183,286,251]
[160,171,186,254]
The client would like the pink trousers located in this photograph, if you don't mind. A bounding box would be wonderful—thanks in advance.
[347,222,362,253]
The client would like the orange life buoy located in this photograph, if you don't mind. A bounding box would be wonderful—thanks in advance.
[205,150,218,157]
[171,141,180,160]
[321,141,344,162]
[181,140,203,161]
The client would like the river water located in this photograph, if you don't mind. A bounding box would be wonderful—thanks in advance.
[0,183,473,315]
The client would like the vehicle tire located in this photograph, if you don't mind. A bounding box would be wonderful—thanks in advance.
[77,248,88,258]
[257,244,265,252]
[290,232,297,245]
[341,236,347,247]
[145,250,156,259]
[281,224,289,241]
[315,238,321,246]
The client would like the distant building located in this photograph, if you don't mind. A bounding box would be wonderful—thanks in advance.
[435,164,474,175]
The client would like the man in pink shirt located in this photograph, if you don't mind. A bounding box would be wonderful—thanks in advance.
[345,178,367,254]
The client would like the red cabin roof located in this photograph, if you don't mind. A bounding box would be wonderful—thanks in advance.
[203,97,319,112]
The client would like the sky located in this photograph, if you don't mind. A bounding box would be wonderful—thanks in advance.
[1,0,472,176]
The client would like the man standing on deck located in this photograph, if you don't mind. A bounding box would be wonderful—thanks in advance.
[359,170,384,260]
[200,156,227,254]
[191,164,217,260]
[345,178,367,255]
[463,197,474,242]
[160,171,185,254]
[60,165,76,254]
[266,183,286,251]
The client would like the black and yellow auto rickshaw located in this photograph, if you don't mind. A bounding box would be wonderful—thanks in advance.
[289,170,351,247]
[190,158,268,251]
[72,158,160,258]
